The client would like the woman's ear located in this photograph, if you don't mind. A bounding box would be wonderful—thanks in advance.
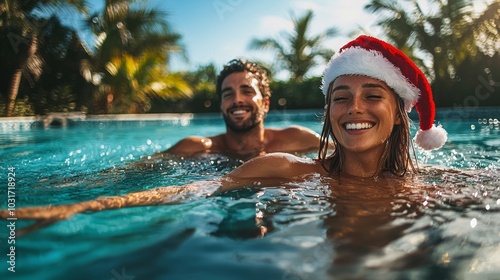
[394,97,404,125]
[394,112,401,125]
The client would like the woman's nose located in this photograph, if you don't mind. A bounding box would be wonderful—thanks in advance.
[348,96,364,114]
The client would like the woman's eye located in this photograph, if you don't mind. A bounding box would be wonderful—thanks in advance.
[367,95,382,99]
[332,96,348,102]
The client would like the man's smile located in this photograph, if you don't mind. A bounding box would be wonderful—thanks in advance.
[229,107,251,116]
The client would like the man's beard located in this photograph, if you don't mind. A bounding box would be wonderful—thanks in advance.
[223,110,264,132]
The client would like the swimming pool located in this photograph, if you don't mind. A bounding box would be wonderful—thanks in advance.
[1,109,499,280]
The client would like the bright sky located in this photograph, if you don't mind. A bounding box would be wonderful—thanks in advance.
[57,0,492,80]
[74,0,382,79]
[150,0,382,78]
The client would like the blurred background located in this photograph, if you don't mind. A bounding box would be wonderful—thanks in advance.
[1,0,499,117]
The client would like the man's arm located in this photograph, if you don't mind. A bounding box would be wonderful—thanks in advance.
[2,154,315,220]
[1,154,299,224]
[0,153,320,235]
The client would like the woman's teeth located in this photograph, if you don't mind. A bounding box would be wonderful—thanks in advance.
[345,123,373,130]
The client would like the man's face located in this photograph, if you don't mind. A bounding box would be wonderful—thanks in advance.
[220,71,270,132]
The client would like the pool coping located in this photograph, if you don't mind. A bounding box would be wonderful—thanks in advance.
[0,107,498,132]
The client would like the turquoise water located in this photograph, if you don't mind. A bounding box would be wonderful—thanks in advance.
[0,109,499,280]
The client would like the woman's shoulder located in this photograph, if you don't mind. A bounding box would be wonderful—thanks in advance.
[227,152,326,179]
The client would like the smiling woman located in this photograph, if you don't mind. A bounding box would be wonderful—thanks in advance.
[326,75,404,177]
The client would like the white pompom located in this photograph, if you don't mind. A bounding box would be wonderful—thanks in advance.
[414,125,448,150]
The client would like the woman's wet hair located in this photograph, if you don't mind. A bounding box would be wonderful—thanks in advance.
[216,58,271,99]
[318,81,416,176]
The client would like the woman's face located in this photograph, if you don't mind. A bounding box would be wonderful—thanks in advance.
[328,75,401,154]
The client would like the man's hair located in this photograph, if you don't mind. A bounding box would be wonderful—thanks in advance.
[318,82,416,177]
[216,58,271,98]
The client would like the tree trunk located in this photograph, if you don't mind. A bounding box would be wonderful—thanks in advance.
[3,35,39,117]
[4,68,23,117]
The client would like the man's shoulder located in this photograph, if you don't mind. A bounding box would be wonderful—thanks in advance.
[264,125,320,153]
[267,125,314,132]
[165,136,214,155]
[177,136,209,145]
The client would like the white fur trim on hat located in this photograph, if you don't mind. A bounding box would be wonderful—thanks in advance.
[321,47,420,112]
[414,124,448,150]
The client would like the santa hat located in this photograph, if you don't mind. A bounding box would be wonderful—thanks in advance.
[321,35,447,150]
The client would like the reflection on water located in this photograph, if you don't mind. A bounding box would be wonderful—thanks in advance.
[321,167,499,279]
[218,167,500,280]
[0,112,499,279]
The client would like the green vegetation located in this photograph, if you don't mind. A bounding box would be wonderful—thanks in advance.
[0,0,88,117]
[365,0,500,108]
[1,0,499,116]
[249,10,338,83]
[85,0,191,114]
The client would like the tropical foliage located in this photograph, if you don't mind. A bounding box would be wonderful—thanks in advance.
[27,16,93,115]
[149,63,219,113]
[249,9,338,82]
[0,0,88,116]
[0,0,192,116]
[2,2,499,116]
[86,0,191,114]
[364,0,500,107]
[94,53,191,113]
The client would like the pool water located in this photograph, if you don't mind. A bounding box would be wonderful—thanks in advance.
[0,109,499,280]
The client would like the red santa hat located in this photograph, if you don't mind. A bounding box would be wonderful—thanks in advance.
[321,35,447,150]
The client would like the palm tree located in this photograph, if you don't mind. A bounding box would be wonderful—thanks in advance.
[248,10,338,82]
[86,0,189,113]
[364,0,499,82]
[469,0,500,57]
[97,52,191,113]
[28,16,95,115]
[0,0,88,117]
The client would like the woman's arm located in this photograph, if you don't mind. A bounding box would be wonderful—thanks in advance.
[0,153,318,227]
[0,183,211,221]
[217,152,322,192]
